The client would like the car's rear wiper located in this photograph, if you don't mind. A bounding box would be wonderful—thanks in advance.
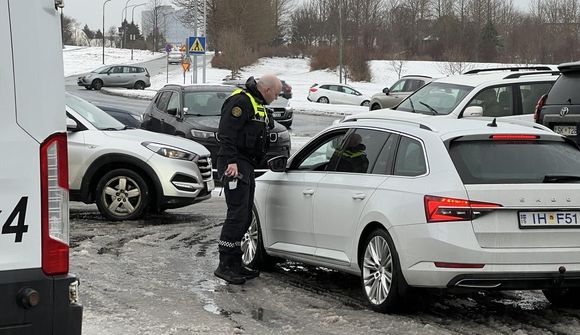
[419,101,439,115]
[543,175,580,183]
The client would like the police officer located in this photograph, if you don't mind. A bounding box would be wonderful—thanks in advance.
[214,74,282,285]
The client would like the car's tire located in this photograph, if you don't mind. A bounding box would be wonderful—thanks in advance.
[95,168,149,221]
[84,85,92,90]
[361,228,409,313]
[242,207,277,270]
[317,97,329,104]
[91,79,103,90]
[370,103,382,110]
[542,288,580,307]
[361,100,370,107]
[134,81,146,90]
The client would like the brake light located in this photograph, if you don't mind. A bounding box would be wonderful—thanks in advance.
[424,195,501,223]
[534,94,547,122]
[40,133,70,275]
[309,87,318,93]
[434,262,485,269]
[490,134,539,140]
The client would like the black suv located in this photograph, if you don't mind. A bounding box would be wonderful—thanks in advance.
[141,84,291,172]
[536,62,580,144]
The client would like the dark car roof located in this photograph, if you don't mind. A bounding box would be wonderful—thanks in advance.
[162,84,234,93]
[97,105,140,116]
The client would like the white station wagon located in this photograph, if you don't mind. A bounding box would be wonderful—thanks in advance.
[242,115,580,312]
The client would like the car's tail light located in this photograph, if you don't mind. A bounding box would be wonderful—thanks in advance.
[490,134,539,140]
[434,262,485,269]
[309,87,318,93]
[534,94,547,122]
[424,195,501,223]
[40,133,70,275]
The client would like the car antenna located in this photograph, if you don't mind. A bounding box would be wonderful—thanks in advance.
[487,118,498,127]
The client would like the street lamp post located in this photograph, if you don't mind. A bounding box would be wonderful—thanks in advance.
[102,0,111,64]
[130,3,146,60]
[123,0,133,48]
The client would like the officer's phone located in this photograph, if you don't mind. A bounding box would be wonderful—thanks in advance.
[227,173,244,190]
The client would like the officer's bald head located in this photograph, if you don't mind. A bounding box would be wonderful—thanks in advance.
[257,74,282,104]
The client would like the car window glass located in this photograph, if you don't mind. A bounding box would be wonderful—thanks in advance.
[295,132,347,171]
[371,134,399,175]
[330,129,390,174]
[122,67,131,73]
[320,85,329,90]
[545,74,580,105]
[520,82,553,114]
[167,92,180,116]
[111,66,123,74]
[394,136,426,176]
[390,80,406,93]
[343,86,356,95]
[156,91,172,111]
[137,67,144,73]
[65,94,124,130]
[467,86,513,117]
[183,91,229,116]
[396,82,473,115]
[404,79,424,92]
[328,85,339,92]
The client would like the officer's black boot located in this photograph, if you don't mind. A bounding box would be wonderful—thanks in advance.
[214,254,246,285]
[239,263,260,280]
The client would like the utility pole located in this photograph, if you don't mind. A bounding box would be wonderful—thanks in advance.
[103,0,111,64]
[202,0,206,83]
[193,0,198,84]
[339,1,343,84]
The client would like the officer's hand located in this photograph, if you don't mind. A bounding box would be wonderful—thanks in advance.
[225,163,238,177]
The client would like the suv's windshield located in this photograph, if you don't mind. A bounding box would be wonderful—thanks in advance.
[66,94,125,130]
[396,82,473,115]
[183,91,230,116]
[450,139,580,184]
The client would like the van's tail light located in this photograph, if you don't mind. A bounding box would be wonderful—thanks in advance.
[424,195,501,223]
[309,87,318,93]
[534,94,547,122]
[40,133,69,275]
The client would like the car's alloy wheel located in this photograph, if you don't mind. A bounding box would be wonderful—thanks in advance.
[241,208,276,270]
[96,169,149,221]
[318,97,329,104]
[134,81,145,90]
[361,229,407,313]
[361,100,370,107]
[241,215,259,265]
[92,79,103,90]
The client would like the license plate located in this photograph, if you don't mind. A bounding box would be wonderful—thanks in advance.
[554,125,577,136]
[207,180,215,191]
[273,112,283,118]
[519,211,580,228]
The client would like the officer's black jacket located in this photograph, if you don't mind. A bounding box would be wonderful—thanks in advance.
[217,77,274,166]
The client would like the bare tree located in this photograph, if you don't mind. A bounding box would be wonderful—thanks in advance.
[390,59,407,79]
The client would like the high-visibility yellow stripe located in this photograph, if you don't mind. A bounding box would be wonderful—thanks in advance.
[231,89,269,123]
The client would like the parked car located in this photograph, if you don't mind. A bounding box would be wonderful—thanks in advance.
[245,115,580,312]
[96,104,142,128]
[308,83,371,106]
[356,67,558,123]
[168,51,184,64]
[222,79,294,127]
[66,93,213,221]
[141,84,291,173]
[369,75,432,110]
[77,64,151,90]
[535,61,580,144]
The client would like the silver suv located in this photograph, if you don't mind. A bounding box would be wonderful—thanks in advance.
[77,64,151,90]
[369,75,432,110]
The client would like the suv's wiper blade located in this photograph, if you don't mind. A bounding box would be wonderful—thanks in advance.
[419,101,439,115]
[408,98,416,113]
[543,175,580,183]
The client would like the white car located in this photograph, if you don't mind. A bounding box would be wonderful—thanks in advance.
[243,115,580,312]
[66,93,214,221]
[308,83,371,106]
[168,51,184,64]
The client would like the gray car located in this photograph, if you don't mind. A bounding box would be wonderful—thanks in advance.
[77,64,151,90]
[369,75,432,110]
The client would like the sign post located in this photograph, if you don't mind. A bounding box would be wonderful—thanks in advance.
[165,43,172,83]
[181,58,190,84]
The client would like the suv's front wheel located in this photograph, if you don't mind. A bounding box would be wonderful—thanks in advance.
[95,169,149,221]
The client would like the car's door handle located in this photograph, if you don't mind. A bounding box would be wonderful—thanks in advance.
[303,189,315,196]
[352,193,366,200]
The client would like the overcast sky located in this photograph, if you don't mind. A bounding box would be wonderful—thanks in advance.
[65,0,534,33]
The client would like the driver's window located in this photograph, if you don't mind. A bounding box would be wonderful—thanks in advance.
[167,92,180,116]
[343,86,356,95]
[295,132,347,171]
[390,80,406,93]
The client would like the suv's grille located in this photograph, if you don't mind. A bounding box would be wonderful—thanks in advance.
[197,156,212,182]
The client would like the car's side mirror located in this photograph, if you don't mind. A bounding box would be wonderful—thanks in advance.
[267,155,288,172]
[167,108,178,116]
[383,87,390,95]
[463,106,484,118]
[66,117,79,131]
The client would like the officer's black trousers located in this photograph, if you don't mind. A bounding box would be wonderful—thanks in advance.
[217,158,255,260]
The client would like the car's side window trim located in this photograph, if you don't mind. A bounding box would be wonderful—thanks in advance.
[391,134,429,178]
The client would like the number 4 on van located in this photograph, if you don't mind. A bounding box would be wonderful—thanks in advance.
[1,196,28,242]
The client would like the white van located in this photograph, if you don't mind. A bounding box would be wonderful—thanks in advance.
[0,1,82,333]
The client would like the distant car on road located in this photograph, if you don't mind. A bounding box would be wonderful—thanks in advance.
[308,83,371,106]
[77,64,151,90]
[168,51,184,64]
[370,75,432,110]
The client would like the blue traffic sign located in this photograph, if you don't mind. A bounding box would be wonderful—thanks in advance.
[188,36,206,55]
[165,43,172,53]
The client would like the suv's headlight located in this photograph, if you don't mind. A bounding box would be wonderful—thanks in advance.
[142,142,197,161]
[191,129,215,139]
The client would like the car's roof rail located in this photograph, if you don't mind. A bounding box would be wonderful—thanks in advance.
[464,66,552,74]
[503,70,561,79]
[343,116,433,131]
[402,74,432,79]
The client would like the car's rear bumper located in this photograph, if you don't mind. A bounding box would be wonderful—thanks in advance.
[389,222,580,289]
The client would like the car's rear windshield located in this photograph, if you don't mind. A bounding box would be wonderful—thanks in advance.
[183,91,230,116]
[395,82,473,115]
[449,139,580,184]
[545,73,580,105]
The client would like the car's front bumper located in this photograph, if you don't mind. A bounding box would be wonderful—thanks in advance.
[390,222,580,289]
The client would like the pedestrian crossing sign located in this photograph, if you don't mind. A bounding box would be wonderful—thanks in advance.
[188,36,206,54]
